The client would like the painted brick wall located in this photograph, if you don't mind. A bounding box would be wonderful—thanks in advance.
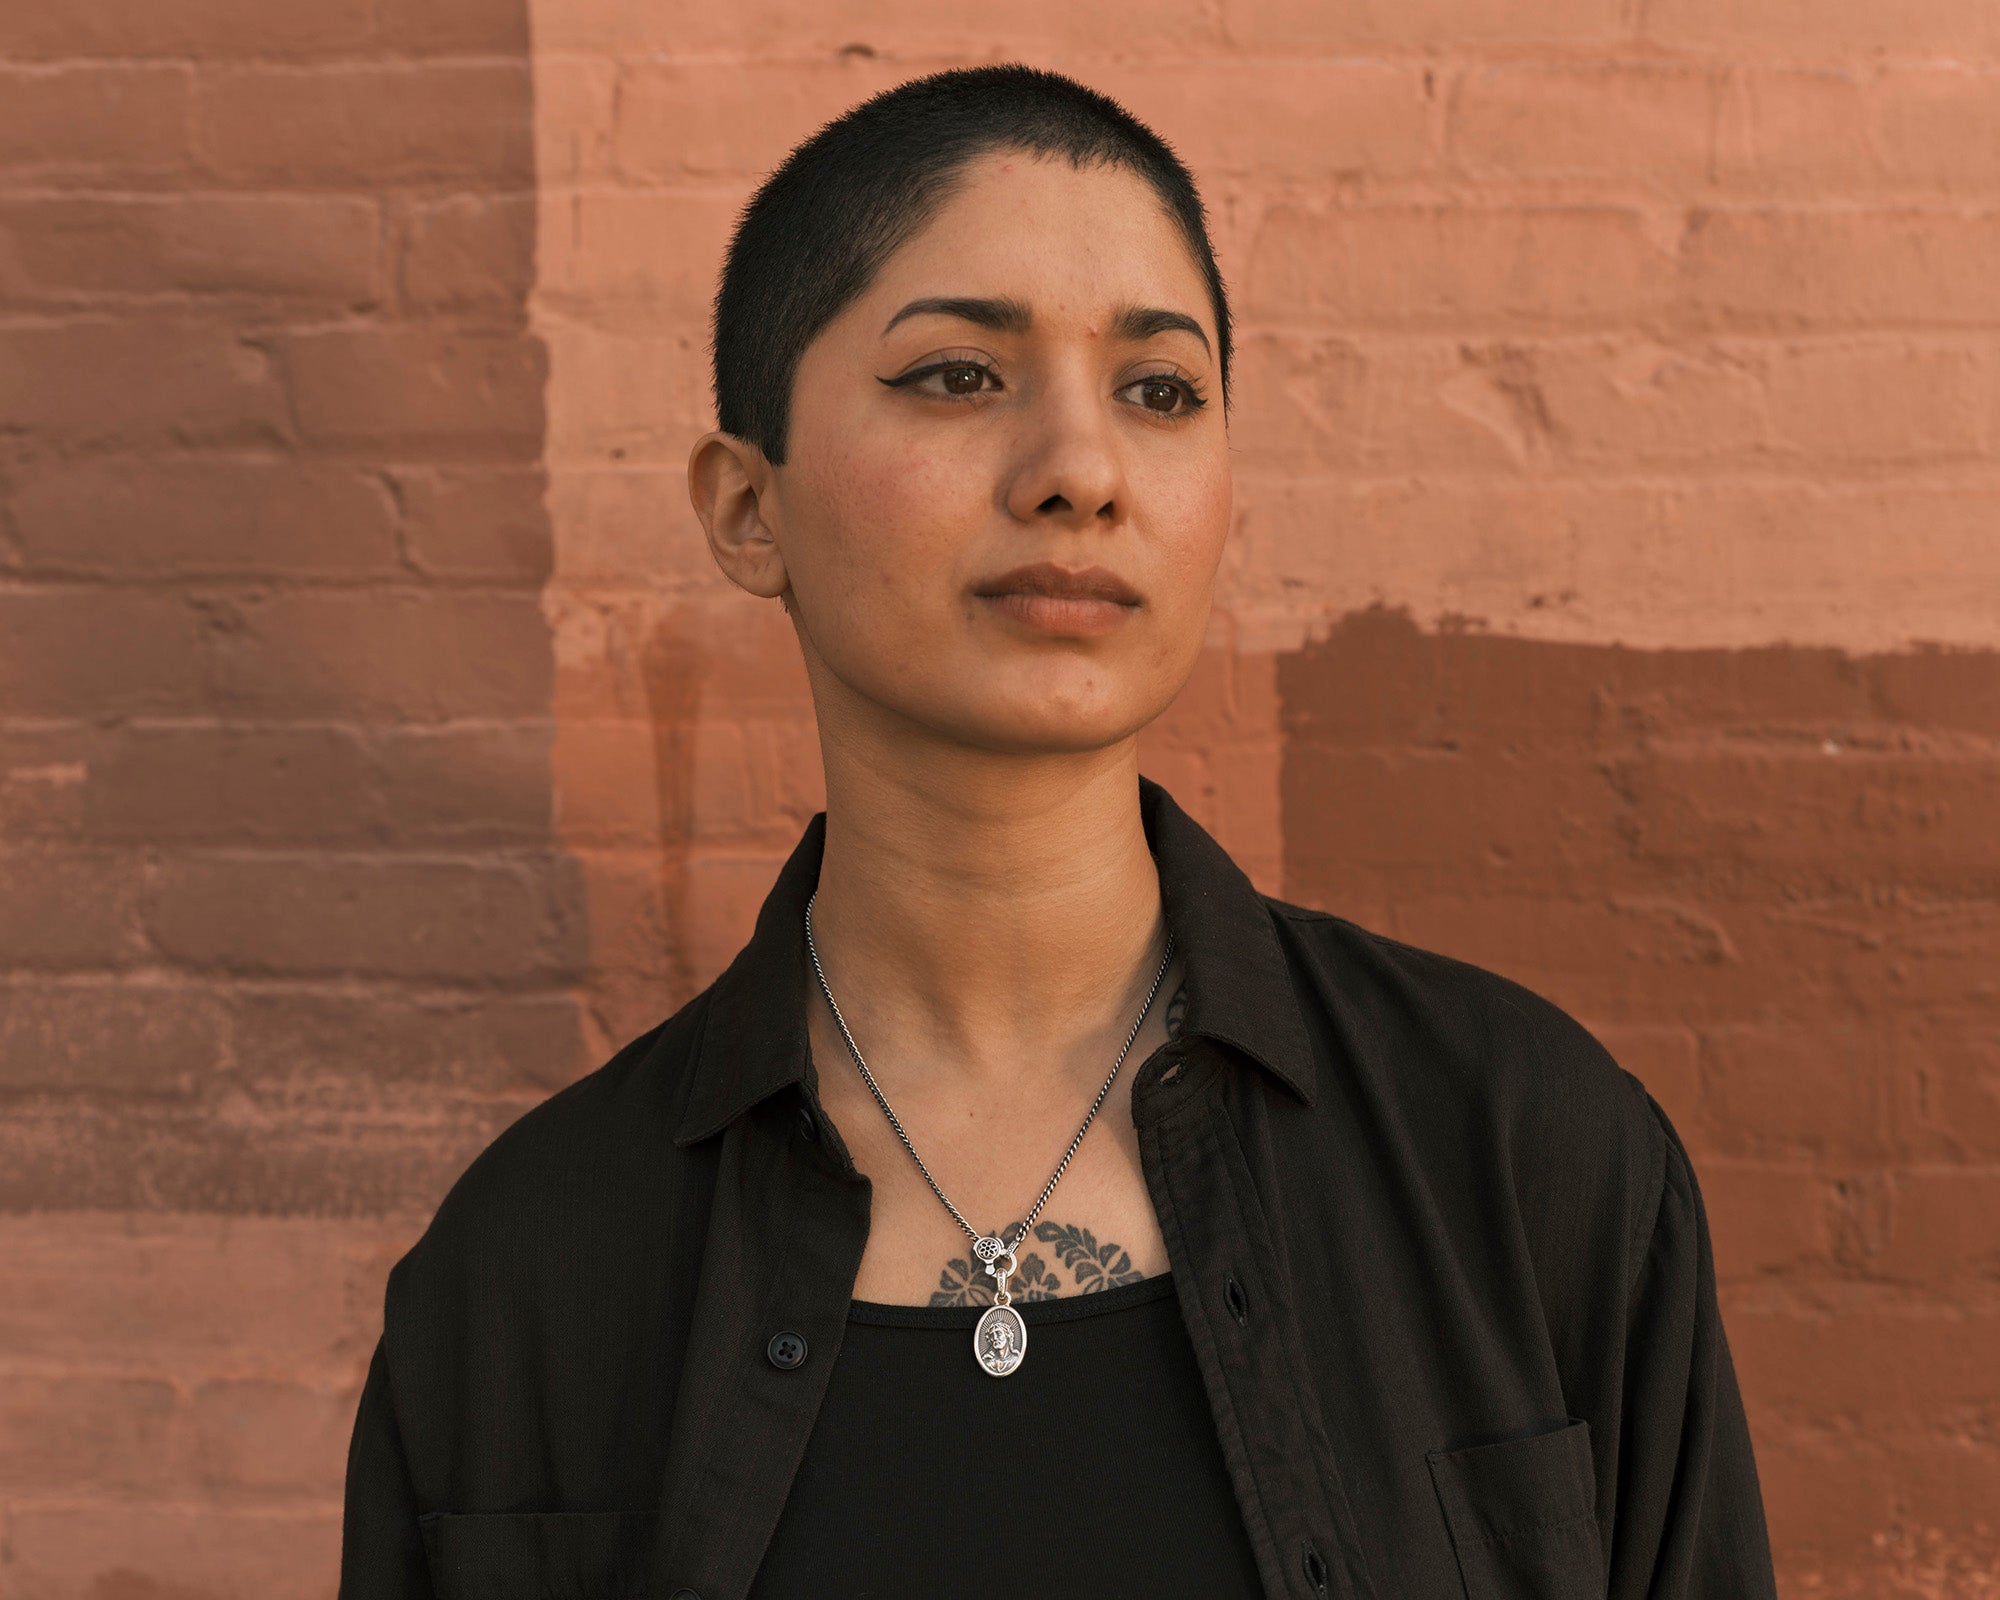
[5,0,1999,1594]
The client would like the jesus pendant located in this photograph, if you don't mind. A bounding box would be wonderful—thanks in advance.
[972,1232,1027,1377]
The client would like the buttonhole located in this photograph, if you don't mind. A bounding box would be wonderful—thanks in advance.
[1301,1537,1328,1595]
[1224,1272,1248,1325]
[1160,1062,1183,1084]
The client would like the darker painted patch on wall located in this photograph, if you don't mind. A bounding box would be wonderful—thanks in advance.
[1276,603,1999,1162]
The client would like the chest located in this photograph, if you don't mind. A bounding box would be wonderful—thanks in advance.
[809,987,1181,1308]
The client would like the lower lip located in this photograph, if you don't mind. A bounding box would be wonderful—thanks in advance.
[977,591,1139,636]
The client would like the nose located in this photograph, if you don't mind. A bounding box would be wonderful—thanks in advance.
[1001,367,1126,530]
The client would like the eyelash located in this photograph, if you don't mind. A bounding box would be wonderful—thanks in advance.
[879,359,1210,419]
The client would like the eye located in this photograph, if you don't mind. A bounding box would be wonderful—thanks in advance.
[1121,372,1208,420]
[878,358,1002,401]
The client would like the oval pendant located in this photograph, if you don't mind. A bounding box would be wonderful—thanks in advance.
[973,1303,1027,1377]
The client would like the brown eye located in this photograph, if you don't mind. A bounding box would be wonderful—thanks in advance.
[939,363,988,396]
[1124,374,1206,418]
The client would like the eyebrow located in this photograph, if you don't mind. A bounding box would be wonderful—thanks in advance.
[881,295,1211,357]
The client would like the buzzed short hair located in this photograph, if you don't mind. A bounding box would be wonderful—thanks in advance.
[709,63,1234,467]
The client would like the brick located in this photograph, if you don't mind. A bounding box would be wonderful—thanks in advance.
[194,63,532,188]
[1729,1297,2000,1425]
[204,589,553,720]
[232,989,582,1096]
[374,0,531,54]
[1625,485,2000,656]
[550,717,674,848]
[1699,1162,1834,1278]
[0,1091,525,1215]
[0,981,221,1096]
[1712,67,2000,197]
[1872,66,2000,193]
[534,0,1217,54]
[531,56,618,186]
[1100,60,1433,180]
[536,191,737,334]
[548,466,728,592]
[1234,478,1659,645]
[540,326,713,465]
[1643,0,2000,56]
[1281,747,1627,880]
[1679,208,2000,329]
[401,191,534,313]
[369,722,555,844]
[1704,1024,1904,1160]
[188,1376,356,1495]
[1448,64,1713,184]
[0,1213,407,1375]
[1613,742,2000,890]
[0,850,147,968]
[70,724,375,845]
[1911,1026,2000,1160]
[1248,205,1676,327]
[9,459,398,578]
[0,0,372,59]
[0,196,382,308]
[1714,68,1878,196]
[1749,1433,1901,1559]
[143,853,584,981]
[0,1375,181,1495]
[392,466,551,582]
[1880,1168,2000,1279]
[3,1506,340,1600]
[1226,0,1625,48]
[280,326,543,458]
[0,65,193,178]
[1760,338,1987,462]
[612,60,905,181]
[0,727,89,834]
[0,319,288,448]
[0,591,204,718]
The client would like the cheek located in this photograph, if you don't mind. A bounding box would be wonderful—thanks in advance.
[813,437,971,596]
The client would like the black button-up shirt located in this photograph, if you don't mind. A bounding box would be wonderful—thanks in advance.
[339,775,1778,1600]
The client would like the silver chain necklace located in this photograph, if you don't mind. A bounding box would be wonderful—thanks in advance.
[803,889,1176,1378]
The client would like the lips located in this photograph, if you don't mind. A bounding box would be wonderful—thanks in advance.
[972,562,1141,605]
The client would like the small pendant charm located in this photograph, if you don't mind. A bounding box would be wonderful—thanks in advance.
[973,1230,1027,1376]
[974,1302,1027,1376]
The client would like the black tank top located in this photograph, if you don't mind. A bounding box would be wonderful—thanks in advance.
[748,1272,1266,1597]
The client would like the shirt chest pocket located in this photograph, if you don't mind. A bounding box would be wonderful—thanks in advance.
[418,1510,662,1600]
[1425,1416,1605,1600]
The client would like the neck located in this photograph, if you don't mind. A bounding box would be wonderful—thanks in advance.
[806,740,1169,1096]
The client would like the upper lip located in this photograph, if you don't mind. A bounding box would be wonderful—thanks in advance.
[973,562,1142,605]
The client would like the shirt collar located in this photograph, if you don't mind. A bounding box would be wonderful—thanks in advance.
[671,773,1317,1148]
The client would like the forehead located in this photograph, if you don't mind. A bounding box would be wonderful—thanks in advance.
[860,150,1211,327]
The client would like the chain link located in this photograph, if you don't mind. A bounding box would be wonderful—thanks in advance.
[803,889,1176,1255]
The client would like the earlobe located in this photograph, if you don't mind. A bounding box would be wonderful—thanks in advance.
[687,430,790,601]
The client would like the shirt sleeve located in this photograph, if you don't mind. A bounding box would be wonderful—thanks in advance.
[337,1333,436,1600]
[1609,1088,1779,1598]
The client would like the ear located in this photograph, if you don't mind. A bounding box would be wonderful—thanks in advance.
[687,430,790,602]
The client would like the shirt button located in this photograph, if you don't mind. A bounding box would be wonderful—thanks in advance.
[767,1330,808,1369]
[795,1103,820,1142]
[670,1591,700,1600]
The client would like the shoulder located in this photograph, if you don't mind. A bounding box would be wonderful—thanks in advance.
[381,990,713,1328]
[1261,895,1668,1269]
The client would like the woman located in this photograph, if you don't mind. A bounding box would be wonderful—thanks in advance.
[340,65,1777,1600]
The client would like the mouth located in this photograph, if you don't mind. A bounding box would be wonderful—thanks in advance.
[970,563,1141,639]
[971,563,1142,606]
